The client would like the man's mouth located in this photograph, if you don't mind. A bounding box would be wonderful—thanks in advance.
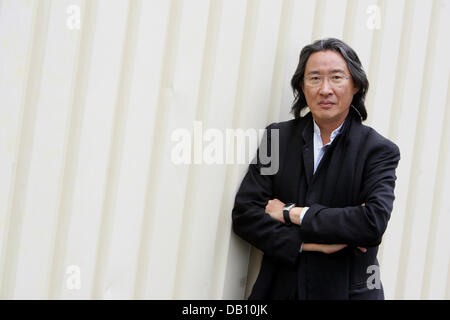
[319,101,335,107]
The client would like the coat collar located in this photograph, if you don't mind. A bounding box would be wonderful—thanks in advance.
[300,107,361,186]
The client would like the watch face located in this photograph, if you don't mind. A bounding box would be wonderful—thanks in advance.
[285,203,295,210]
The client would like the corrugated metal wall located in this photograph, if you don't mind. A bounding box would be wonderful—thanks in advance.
[0,0,449,299]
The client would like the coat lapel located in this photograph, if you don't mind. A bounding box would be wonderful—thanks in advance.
[279,118,306,202]
[301,116,314,188]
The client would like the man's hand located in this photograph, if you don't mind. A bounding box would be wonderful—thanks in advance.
[303,243,367,254]
[265,199,303,225]
[303,243,348,254]
[265,198,285,223]
[265,199,368,253]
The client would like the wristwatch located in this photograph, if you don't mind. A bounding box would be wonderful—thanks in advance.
[283,203,296,225]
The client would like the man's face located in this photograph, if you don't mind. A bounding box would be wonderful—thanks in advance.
[302,50,358,126]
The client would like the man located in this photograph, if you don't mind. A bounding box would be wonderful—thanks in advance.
[232,38,400,300]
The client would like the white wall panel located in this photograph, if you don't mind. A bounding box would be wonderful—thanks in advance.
[399,0,450,299]
[137,0,211,299]
[312,0,348,40]
[365,0,405,135]
[92,0,157,300]
[58,0,130,299]
[388,0,433,300]
[424,75,450,299]
[342,0,376,69]
[12,0,81,299]
[367,0,407,298]
[0,0,38,298]
[173,0,248,300]
[125,0,173,300]
[0,0,449,300]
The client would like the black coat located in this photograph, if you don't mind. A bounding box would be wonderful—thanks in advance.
[232,108,401,300]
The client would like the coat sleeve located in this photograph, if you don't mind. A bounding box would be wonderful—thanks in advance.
[232,124,302,267]
[300,140,401,247]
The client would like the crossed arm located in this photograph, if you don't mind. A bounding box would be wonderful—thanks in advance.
[232,125,400,265]
[265,199,367,254]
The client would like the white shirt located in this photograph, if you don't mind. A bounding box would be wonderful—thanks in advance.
[299,119,345,252]
[312,120,344,174]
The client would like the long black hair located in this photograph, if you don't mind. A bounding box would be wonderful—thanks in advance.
[290,38,369,120]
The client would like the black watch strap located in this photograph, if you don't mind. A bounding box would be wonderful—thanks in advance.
[283,203,295,225]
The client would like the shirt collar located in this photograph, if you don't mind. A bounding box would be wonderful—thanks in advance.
[313,119,345,147]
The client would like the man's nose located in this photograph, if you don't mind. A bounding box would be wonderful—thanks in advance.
[319,77,333,95]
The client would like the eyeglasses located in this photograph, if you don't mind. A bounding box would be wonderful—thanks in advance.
[304,73,352,87]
